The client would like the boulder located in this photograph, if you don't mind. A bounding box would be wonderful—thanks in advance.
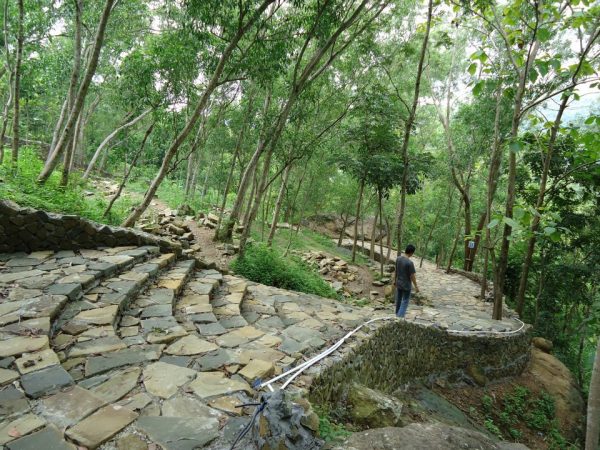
[524,347,584,439]
[532,337,553,353]
[346,383,404,428]
[332,423,530,450]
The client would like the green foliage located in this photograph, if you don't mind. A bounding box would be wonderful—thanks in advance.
[0,148,131,225]
[230,243,338,299]
[314,406,352,442]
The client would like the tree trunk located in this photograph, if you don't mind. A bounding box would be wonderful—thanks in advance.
[103,123,154,218]
[447,198,464,273]
[38,0,117,183]
[420,188,454,268]
[83,109,150,179]
[118,0,275,229]
[0,71,13,165]
[586,338,600,450]
[222,89,272,241]
[337,213,349,247]
[10,0,23,166]
[378,189,384,276]
[267,164,291,246]
[60,108,83,186]
[395,0,433,254]
[351,179,365,263]
[370,208,379,260]
[385,215,392,262]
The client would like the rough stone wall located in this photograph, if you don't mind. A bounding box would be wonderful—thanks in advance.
[0,200,181,255]
[309,320,531,407]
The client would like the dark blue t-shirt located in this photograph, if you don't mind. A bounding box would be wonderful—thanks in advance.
[395,255,415,291]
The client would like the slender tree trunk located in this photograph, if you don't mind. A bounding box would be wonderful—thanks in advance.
[351,179,365,263]
[38,0,117,183]
[48,98,69,163]
[222,89,272,241]
[337,213,349,247]
[267,164,291,246]
[385,216,392,262]
[61,108,83,186]
[420,188,454,268]
[378,189,384,275]
[447,199,464,273]
[0,71,13,165]
[586,338,600,450]
[83,109,150,179]
[395,0,433,254]
[284,173,313,257]
[242,165,258,228]
[10,0,23,166]
[103,123,154,218]
[370,209,379,260]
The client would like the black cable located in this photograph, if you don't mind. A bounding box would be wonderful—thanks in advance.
[230,400,266,450]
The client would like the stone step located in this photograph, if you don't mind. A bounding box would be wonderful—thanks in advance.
[117,258,196,346]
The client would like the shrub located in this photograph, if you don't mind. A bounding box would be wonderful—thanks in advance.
[231,243,338,299]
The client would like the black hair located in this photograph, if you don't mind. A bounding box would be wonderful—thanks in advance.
[405,244,416,254]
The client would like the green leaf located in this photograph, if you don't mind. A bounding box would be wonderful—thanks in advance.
[473,81,484,96]
[503,217,519,229]
[488,218,499,229]
[509,141,523,153]
[544,226,556,235]
[537,28,551,42]
[468,63,477,76]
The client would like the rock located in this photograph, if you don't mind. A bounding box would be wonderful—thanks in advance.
[532,337,553,353]
[466,363,487,387]
[0,385,30,418]
[68,336,126,358]
[143,362,197,399]
[117,434,147,450]
[65,404,138,449]
[136,416,219,450]
[39,385,106,428]
[525,347,584,439]
[89,367,140,403]
[346,383,404,428]
[84,346,162,376]
[332,423,530,450]
[15,349,60,375]
[0,336,49,358]
[6,425,76,450]
[0,368,19,386]
[162,395,222,422]
[189,371,252,399]
[118,392,153,411]
[0,414,46,445]
[20,365,73,398]
[372,280,384,287]
[252,390,323,450]
[164,335,219,356]
[239,359,275,382]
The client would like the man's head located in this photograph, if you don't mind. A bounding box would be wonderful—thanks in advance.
[405,244,416,256]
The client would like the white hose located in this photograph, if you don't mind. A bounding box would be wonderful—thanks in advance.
[260,314,526,392]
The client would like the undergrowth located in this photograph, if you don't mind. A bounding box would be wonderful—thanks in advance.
[314,406,352,442]
[479,386,576,449]
[0,148,132,225]
[230,243,338,299]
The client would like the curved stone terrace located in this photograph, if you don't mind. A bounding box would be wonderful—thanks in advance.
[0,242,525,449]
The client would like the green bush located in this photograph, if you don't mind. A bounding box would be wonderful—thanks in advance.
[0,148,131,225]
[231,243,338,299]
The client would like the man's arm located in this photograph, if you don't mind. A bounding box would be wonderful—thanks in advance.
[411,273,419,293]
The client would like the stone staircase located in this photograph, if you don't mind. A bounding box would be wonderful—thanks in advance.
[0,245,380,449]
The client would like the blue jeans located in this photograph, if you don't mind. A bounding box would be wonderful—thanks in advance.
[395,287,411,317]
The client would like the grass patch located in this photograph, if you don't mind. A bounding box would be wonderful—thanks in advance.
[230,243,338,299]
[314,406,352,442]
[0,148,133,225]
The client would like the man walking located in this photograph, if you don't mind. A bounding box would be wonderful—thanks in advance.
[394,244,419,318]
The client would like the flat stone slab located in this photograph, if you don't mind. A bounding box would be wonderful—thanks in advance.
[72,305,118,325]
[40,385,106,427]
[164,335,219,356]
[197,322,227,336]
[196,349,240,371]
[140,304,173,318]
[0,385,29,417]
[89,367,140,403]
[0,367,19,386]
[6,425,76,450]
[189,372,252,399]
[136,416,219,450]
[0,414,46,445]
[239,359,275,381]
[20,365,73,398]
[162,394,222,421]
[0,336,49,358]
[216,326,265,348]
[143,362,197,399]
[68,336,126,358]
[15,349,60,375]
[65,404,138,449]
[85,345,163,376]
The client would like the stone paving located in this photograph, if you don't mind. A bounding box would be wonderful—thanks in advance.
[339,238,523,333]
[0,241,525,449]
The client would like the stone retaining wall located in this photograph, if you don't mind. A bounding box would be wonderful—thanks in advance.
[309,320,531,407]
[0,200,181,255]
